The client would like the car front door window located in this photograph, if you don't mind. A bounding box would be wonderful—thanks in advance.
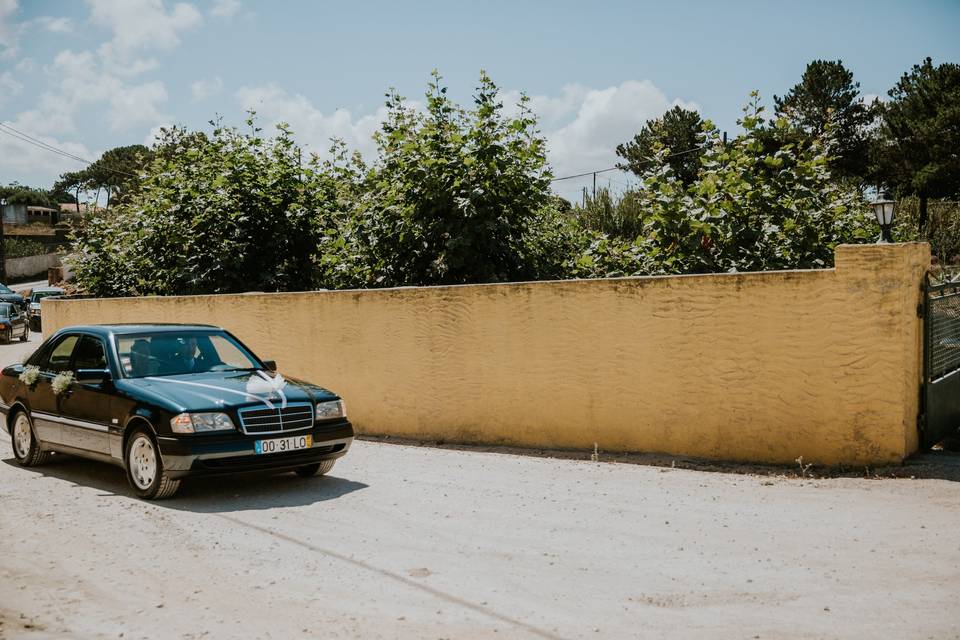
[45,335,79,373]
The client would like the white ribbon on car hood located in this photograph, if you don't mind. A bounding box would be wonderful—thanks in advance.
[144,370,290,410]
[245,370,289,409]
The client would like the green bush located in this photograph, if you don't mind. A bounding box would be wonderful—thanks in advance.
[892,197,960,264]
[572,93,873,275]
[4,238,49,259]
[70,119,328,297]
[325,71,554,288]
[69,82,878,297]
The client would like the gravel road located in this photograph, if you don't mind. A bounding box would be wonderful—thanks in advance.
[1,335,959,639]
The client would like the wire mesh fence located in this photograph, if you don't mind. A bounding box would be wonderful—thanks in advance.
[928,282,960,380]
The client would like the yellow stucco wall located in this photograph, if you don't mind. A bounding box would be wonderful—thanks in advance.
[44,242,930,465]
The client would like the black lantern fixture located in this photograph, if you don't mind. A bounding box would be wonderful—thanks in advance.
[871,191,896,243]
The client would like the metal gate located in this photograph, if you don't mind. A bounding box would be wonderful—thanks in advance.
[921,274,960,448]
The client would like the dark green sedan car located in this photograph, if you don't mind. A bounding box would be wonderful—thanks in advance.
[0,324,353,499]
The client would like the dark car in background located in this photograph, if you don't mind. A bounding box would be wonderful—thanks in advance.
[0,302,28,343]
[0,324,353,499]
[26,286,65,331]
[0,283,28,312]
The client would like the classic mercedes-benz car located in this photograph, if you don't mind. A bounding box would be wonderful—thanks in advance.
[0,324,353,499]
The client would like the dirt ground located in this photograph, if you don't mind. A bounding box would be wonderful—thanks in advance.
[1,335,959,640]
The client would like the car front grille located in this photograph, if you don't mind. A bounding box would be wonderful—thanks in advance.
[238,402,314,435]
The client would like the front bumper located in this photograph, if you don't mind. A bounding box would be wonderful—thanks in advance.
[157,419,354,479]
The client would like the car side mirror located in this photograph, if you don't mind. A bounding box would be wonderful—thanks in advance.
[76,368,111,384]
[262,360,277,372]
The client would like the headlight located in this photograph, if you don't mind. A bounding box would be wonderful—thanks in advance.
[170,412,235,434]
[315,400,345,420]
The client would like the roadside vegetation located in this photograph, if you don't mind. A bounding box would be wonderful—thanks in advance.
[16,57,957,296]
[3,238,49,260]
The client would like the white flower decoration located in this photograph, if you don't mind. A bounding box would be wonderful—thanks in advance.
[18,365,40,386]
[51,371,76,395]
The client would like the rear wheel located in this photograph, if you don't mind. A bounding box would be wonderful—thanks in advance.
[125,428,180,499]
[294,459,336,477]
[11,412,51,466]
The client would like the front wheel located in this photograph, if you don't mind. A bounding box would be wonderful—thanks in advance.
[294,459,337,477]
[19,326,28,342]
[11,412,50,466]
[125,428,180,499]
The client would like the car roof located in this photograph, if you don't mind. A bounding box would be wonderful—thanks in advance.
[56,323,223,338]
[32,287,65,293]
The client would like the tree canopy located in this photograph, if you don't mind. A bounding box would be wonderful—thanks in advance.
[53,144,153,209]
[871,57,960,230]
[774,59,873,182]
[616,106,704,186]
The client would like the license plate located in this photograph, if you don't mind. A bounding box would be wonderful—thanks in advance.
[254,434,312,455]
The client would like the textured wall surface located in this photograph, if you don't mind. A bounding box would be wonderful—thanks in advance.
[45,243,930,465]
[5,253,60,279]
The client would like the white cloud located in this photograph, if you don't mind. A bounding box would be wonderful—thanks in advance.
[537,80,698,181]
[191,76,223,101]
[0,0,20,58]
[87,0,202,67]
[0,69,22,103]
[0,1,199,185]
[236,84,395,160]
[210,0,240,18]
[36,16,72,33]
[108,80,168,131]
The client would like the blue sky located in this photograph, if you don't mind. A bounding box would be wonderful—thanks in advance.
[1,0,958,201]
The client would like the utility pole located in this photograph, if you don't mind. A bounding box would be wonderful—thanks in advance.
[0,198,6,283]
[592,172,596,199]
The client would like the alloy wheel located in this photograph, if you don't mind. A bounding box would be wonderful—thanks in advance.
[13,413,32,459]
[128,435,157,490]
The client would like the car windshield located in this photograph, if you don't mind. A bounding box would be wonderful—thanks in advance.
[115,331,261,378]
[31,290,62,302]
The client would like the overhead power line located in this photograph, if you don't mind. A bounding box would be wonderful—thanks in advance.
[0,122,139,179]
[550,144,709,183]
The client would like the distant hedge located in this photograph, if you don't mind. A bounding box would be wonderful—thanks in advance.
[4,237,49,259]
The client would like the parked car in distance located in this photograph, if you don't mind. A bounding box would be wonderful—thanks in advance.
[0,324,353,499]
[27,286,65,331]
[0,302,29,343]
[0,283,29,312]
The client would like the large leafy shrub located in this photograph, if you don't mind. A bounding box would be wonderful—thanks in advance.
[71,119,327,296]
[331,71,554,287]
[573,92,873,275]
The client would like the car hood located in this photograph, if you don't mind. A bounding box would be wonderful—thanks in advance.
[114,370,339,414]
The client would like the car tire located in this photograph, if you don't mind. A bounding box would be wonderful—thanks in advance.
[124,427,180,500]
[1,328,9,343]
[10,411,51,466]
[19,326,28,342]
[294,459,336,477]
